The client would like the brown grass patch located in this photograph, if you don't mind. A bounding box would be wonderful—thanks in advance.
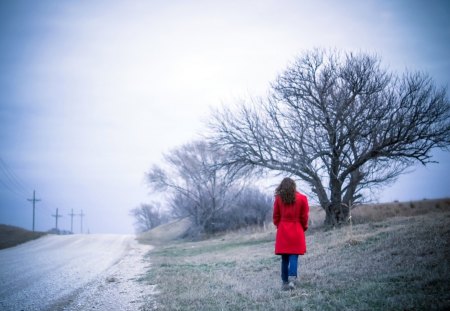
[0,224,46,249]
[307,197,450,228]
[351,198,450,223]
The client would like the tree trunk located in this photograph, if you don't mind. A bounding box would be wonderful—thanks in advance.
[311,174,352,226]
[342,169,363,207]
[324,203,337,226]
[324,177,350,226]
[324,202,350,226]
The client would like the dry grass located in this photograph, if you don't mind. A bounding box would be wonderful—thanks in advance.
[0,224,47,249]
[307,198,450,228]
[137,218,192,246]
[139,199,450,310]
[351,198,450,223]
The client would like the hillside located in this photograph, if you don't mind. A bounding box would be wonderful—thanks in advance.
[0,224,47,250]
[139,198,450,310]
[137,217,192,245]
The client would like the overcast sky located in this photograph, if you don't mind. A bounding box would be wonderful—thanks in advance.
[1,0,449,234]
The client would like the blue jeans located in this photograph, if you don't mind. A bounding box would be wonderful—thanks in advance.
[281,254,299,283]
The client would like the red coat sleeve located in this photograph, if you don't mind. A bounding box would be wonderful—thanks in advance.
[273,196,281,227]
[300,196,309,231]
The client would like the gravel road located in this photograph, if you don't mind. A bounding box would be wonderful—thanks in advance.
[0,234,155,311]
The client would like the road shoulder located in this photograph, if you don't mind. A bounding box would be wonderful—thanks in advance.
[60,239,156,311]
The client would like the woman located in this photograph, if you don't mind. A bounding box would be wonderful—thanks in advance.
[273,177,309,290]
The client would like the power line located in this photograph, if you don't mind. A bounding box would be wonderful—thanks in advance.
[0,157,81,233]
[27,190,41,232]
[0,157,31,196]
[78,210,85,234]
[0,160,28,195]
[68,209,76,233]
[37,194,64,215]
[30,188,77,232]
[51,208,63,232]
[0,161,28,198]
[0,178,26,199]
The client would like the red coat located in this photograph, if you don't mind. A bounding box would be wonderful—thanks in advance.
[273,192,309,255]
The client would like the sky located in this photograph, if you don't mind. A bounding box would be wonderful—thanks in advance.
[0,0,449,234]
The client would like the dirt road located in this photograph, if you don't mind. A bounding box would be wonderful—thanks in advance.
[0,234,155,311]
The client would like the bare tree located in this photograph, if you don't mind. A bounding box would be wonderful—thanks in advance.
[210,49,450,226]
[225,187,273,228]
[147,140,245,233]
[130,203,166,233]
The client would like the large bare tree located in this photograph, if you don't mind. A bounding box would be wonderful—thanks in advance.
[210,49,450,226]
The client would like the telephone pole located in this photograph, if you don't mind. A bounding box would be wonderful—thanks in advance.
[52,208,63,233]
[27,190,41,232]
[78,210,85,234]
[68,209,76,233]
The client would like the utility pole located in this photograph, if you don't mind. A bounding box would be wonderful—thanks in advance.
[78,210,85,234]
[68,209,76,233]
[27,190,41,232]
[52,208,63,233]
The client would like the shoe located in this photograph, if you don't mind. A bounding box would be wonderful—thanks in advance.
[288,276,297,289]
[281,282,290,291]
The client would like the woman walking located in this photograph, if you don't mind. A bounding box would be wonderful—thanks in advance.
[273,177,309,290]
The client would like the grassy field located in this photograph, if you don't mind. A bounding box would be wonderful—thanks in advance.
[0,224,47,250]
[139,199,450,310]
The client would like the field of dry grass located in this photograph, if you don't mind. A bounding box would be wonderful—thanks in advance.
[307,198,450,228]
[0,224,47,249]
[139,199,450,310]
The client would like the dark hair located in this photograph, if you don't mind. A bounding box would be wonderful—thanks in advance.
[275,177,296,204]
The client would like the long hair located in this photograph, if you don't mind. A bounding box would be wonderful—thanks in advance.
[275,177,296,204]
